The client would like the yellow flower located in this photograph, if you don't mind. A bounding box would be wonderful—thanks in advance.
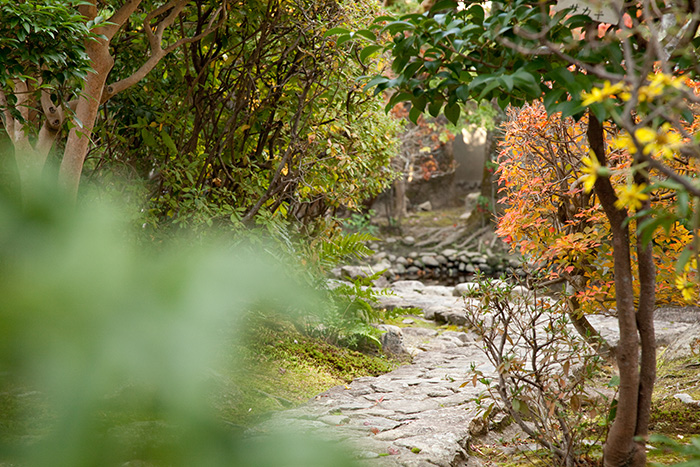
[648,72,685,90]
[675,274,696,302]
[614,183,649,211]
[580,151,601,193]
[654,122,683,160]
[634,127,657,154]
[634,127,656,144]
[611,132,637,154]
[581,88,606,107]
[581,80,626,107]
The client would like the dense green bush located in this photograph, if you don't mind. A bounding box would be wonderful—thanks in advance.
[87,0,400,235]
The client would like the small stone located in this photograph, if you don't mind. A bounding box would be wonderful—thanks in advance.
[377,324,407,356]
[421,256,440,267]
[434,255,448,265]
[396,256,408,266]
[674,393,700,407]
[417,201,432,211]
[444,312,467,326]
[403,236,416,246]
[442,248,458,258]
[408,251,419,259]
[402,318,415,325]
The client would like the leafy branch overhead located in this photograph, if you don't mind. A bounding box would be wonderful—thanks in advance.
[334,0,700,124]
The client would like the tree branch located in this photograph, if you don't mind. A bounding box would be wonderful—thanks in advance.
[101,0,144,41]
[101,2,226,103]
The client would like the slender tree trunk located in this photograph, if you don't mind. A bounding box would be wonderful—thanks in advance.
[588,113,652,467]
[59,30,113,197]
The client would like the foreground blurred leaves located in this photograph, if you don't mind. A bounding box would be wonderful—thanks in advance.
[0,181,356,466]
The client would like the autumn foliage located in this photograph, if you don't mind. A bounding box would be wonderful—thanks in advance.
[496,100,697,313]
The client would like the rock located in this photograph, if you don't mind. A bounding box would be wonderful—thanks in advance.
[434,255,448,265]
[391,280,425,292]
[377,325,407,356]
[408,251,419,259]
[662,323,700,360]
[416,201,432,211]
[674,393,700,407]
[465,192,481,209]
[340,265,371,280]
[403,236,416,246]
[402,327,439,337]
[453,282,480,296]
[441,331,472,343]
[396,256,408,266]
[424,306,450,320]
[421,255,440,268]
[372,259,392,272]
[423,285,454,296]
[395,264,407,274]
[441,248,458,258]
[443,311,467,326]
[402,318,415,325]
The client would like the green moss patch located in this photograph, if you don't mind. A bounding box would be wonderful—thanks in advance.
[215,319,399,427]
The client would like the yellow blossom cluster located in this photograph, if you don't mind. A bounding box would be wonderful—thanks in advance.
[581,72,685,106]
[676,258,698,302]
[613,183,649,211]
[611,123,683,159]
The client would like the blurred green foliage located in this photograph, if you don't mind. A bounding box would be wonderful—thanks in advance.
[0,179,358,466]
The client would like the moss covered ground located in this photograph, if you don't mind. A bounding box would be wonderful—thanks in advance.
[213,317,400,429]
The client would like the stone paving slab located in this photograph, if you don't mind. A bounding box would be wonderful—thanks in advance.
[251,282,700,466]
[251,335,492,466]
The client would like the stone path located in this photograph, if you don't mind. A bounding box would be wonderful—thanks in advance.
[250,280,700,467]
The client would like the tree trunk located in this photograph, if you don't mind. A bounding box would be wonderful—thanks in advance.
[587,113,653,467]
[59,30,113,198]
[465,126,501,229]
[393,174,408,220]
